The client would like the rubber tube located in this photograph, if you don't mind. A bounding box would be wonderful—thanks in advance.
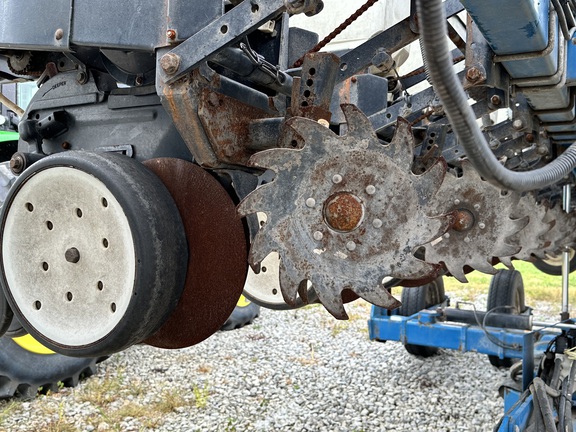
[416,0,576,192]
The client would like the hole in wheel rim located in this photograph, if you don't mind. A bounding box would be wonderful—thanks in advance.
[111,303,116,313]
[97,281,104,291]
[66,292,73,301]
[76,208,83,218]
[26,203,34,212]
[42,262,49,271]
[46,221,53,230]
[34,301,41,310]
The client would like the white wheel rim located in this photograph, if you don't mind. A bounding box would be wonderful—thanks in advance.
[544,248,575,267]
[244,252,285,305]
[3,167,136,346]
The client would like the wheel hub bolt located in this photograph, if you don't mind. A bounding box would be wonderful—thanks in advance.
[65,247,81,264]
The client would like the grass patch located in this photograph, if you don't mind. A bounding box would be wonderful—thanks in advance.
[442,261,576,305]
[191,383,210,409]
[0,402,18,424]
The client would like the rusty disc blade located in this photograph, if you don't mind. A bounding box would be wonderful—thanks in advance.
[143,158,248,348]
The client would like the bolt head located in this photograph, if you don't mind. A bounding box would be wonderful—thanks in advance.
[346,241,357,252]
[466,67,482,82]
[490,95,501,106]
[332,174,343,184]
[9,155,24,173]
[54,28,64,41]
[366,185,376,195]
[478,222,486,230]
[305,198,316,208]
[313,231,324,241]
[161,53,181,75]
[373,219,383,229]
[512,119,524,130]
[454,199,460,206]
[167,29,177,40]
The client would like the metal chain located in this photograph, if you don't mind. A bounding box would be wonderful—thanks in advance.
[292,0,380,67]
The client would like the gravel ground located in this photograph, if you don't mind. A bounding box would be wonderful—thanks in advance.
[0,297,537,432]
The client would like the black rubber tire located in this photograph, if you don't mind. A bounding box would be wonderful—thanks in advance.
[486,269,526,368]
[0,335,106,400]
[398,278,445,357]
[532,248,576,276]
[220,296,261,331]
[0,151,188,357]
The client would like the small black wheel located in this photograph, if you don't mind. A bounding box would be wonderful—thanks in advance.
[0,334,105,400]
[532,248,576,276]
[0,151,188,357]
[220,295,261,331]
[486,269,526,368]
[398,277,445,357]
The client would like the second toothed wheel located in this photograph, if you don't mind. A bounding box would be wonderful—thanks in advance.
[424,161,528,282]
[238,105,449,319]
[506,194,553,263]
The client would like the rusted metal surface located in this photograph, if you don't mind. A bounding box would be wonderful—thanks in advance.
[452,209,475,232]
[291,52,340,122]
[324,192,364,233]
[160,70,221,168]
[198,89,277,166]
[292,0,380,68]
[424,161,528,283]
[144,158,248,349]
[238,105,449,319]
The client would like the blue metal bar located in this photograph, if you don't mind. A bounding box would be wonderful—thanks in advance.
[369,306,553,361]
[522,333,535,391]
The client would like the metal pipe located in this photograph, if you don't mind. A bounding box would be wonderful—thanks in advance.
[562,184,571,318]
[443,308,532,330]
[0,91,24,117]
[532,321,576,330]
[210,47,293,96]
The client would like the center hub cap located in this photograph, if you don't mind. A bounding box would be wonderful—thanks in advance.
[323,192,364,232]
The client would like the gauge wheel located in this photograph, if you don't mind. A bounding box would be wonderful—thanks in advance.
[243,251,318,310]
[220,295,261,331]
[398,278,445,357]
[0,151,188,357]
[0,333,105,400]
[487,269,526,368]
[532,248,576,276]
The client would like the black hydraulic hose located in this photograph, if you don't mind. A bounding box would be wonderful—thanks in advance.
[416,0,576,192]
